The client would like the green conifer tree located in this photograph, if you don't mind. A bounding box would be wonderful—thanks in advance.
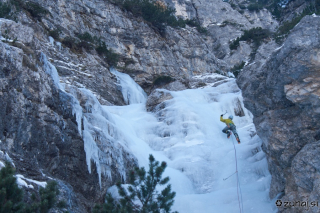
[93,154,178,213]
[0,162,25,213]
[0,162,61,213]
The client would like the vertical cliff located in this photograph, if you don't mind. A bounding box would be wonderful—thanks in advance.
[0,18,138,212]
[237,15,320,213]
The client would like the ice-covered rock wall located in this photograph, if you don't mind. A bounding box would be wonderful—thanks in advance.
[0,19,137,211]
[41,53,138,188]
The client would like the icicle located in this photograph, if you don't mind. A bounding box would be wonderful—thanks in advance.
[40,53,63,91]
[83,117,102,187]
[49,36,54,46]
[71,97,83,136]
[56,41,62,51]
[85,102,93,113]
[110,68,147,104]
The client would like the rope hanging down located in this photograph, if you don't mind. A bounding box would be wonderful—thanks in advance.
[223,136,244,213]
[232,136,244,213]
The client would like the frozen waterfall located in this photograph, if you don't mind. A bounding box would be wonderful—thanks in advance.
[42,53,276,212]
[111,68,147,104]
[105,72,277,212]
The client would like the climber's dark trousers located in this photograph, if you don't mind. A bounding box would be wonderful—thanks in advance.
[222,125,239,138]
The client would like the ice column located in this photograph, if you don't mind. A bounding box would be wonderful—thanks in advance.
[111,68,147,104]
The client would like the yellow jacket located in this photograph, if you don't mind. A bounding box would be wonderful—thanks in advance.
[220,116,234,126]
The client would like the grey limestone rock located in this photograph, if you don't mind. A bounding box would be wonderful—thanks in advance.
[26,0,223,86]
[171,0,279,68]
[237,15,320,212]
[162,80,188,91]
[0,19,137,212]
[146,89,173,112]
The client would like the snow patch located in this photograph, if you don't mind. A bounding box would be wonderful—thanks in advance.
[228,71,235,78]
[278,0,290,8]
[16,174,47,188]
[0,160,5,169]
[49,58,84,69]
[275,44,284,51]
[0,151,14,166]
[16,176,34,189]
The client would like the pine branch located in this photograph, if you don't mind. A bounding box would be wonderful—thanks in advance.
[99,154,178,213]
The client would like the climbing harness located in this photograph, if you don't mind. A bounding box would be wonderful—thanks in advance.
[223,137,244,213]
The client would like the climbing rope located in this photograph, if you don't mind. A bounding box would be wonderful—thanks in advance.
[223,136,244,213]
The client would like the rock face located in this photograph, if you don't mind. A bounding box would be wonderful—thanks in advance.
[166,0,278,65]
[27,0,224,89]
[20,0,279,90]
[0,19,137,212]
[146,90,174,112]
[237,15,320,212]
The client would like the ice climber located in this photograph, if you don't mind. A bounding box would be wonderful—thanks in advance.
[220,114,241,144]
